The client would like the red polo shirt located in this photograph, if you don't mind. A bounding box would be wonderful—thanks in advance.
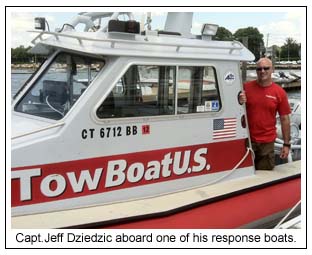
[244,80,291,143]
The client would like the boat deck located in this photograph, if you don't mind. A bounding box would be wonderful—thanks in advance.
[11,160,301,229]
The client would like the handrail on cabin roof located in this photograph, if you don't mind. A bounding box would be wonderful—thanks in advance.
[29,30,243,54]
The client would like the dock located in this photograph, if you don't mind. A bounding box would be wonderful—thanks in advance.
[279,81,301,91]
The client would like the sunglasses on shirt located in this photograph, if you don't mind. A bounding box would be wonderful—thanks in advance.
[256,66,271,71]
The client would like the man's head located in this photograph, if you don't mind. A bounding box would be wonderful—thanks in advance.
[256,58,273,86]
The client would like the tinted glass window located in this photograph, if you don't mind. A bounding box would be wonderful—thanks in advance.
[97,64,221,119]
[177,66,221,114]
[15,52,104,120]
[97,65,175,118]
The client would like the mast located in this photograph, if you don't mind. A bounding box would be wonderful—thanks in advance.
[164,12,193,38]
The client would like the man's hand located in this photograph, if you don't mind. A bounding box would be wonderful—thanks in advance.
[280,145,290,159]
[239,91,247,104]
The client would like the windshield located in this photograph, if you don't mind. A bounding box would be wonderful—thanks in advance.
[14,52,104,120]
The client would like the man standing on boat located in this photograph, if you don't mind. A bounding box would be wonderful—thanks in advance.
[239,58,291,170]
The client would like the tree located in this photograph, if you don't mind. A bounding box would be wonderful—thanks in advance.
[233,27,264,61]
[269,45,281,63]
[212,26,233,41]
[11,46,32,63]
[280,37,301,61]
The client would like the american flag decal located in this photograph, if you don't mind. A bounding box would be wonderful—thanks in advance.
[213,118,237,139]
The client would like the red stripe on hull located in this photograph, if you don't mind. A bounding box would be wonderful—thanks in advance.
[12,139,253,207]
[101,178,300,229]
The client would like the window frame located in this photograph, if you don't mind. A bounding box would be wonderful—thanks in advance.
[14,51,105,121]
[95,61,223,123]
[176,65,222,115]
[95,64,177,120]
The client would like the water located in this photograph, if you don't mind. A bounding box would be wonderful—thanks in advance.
[11,71,32,97]
[11,69,301,99]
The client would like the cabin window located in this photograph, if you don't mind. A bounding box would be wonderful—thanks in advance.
[96,64,220,119]
[177,66,221,114]
[15,52,104,120]
[97,65,175,118]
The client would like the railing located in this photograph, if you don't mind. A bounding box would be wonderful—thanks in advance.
[29,30,244,54]
[275,137,301,163]
[12,122,65,140]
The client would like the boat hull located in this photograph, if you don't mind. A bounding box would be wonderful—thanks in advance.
[11,161,301,229]
[93,176,301,229]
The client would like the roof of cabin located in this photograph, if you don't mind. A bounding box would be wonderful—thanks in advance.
[29,30,255,61]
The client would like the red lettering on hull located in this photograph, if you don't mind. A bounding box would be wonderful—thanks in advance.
[11,140,253,207]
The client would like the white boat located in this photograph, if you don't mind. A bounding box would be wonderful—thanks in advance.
[247,71,300,84]
[11,12,301,229]
[289,70,301,80]
[289,98,301,129]
[275,97,301,163]
[271,71,297,84]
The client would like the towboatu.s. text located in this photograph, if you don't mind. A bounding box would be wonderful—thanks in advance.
[11,12,301,228]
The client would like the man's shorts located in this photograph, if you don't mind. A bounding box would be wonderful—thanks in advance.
[251,141,275,170]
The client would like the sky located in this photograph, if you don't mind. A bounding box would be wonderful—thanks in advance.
[9,7,304,49]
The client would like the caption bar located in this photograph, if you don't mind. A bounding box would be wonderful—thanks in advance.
[9,230,303,249]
